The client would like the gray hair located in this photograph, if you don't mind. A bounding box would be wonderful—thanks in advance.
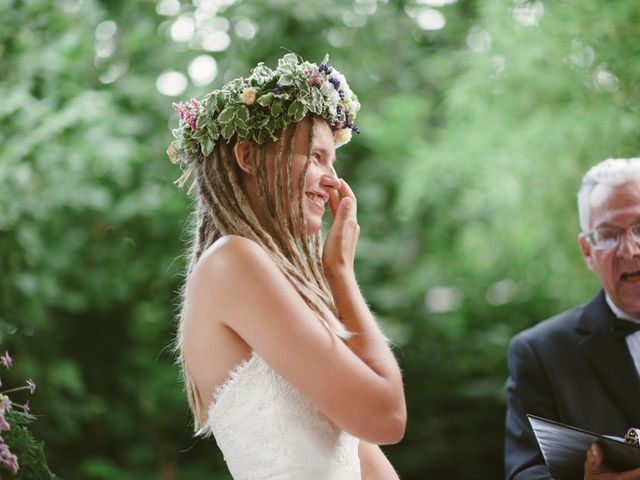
[577,157,640,232]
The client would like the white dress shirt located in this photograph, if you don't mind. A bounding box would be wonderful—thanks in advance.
[606,295,640,379]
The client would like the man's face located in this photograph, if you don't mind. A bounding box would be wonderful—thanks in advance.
[579,178,640,318]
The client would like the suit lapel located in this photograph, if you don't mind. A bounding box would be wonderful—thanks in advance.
[578,290,640,426]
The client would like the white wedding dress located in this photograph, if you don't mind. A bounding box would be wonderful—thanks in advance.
[204,352,361,479]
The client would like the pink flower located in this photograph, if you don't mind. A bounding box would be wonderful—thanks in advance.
[172,99,203,131]
[0,413,9,432]
[22,400,29,415]
[0,441,19,475]
[0,397,10,414]
[306,71,324,86]
[0,352,12,369]
[26,379,35,394]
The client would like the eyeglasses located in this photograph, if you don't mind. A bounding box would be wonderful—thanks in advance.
[585,223,640,250]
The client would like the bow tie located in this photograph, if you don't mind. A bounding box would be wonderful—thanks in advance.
[611,316,640,339]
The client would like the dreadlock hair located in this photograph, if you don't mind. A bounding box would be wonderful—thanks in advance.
[176,115,349,430]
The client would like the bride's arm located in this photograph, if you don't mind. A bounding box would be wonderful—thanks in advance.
[359,441,399,479]
[183,181,405,445]
[322,180,406,442]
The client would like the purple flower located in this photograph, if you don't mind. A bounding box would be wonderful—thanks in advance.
[26,379,35,394]
[22,400,29,415]
[1,352,12,369]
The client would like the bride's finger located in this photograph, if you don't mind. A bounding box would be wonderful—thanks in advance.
[339,179,357,202]
[328,189,340,219]
[338,179,357,216]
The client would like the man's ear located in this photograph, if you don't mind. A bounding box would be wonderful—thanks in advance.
[234,141,253,175]
[578,233,595,271]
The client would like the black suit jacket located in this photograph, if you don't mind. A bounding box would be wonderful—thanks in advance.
[504,290,640,479]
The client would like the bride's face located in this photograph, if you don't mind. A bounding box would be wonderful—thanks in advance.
[287,118,339,234]
[256,117,339,235]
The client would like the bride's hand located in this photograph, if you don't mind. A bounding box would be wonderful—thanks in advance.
[322,179,359,283]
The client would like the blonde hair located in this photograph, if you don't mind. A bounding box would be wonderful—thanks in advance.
[176,116,348,430]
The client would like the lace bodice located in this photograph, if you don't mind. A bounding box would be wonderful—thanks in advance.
[205,352,361,480]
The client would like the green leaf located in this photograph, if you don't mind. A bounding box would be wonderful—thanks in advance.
[288,100,306,122]
[279,64,294,76]
[236,125,248,139]
[257,93,274,106]
[217,107,235,124]
[215,92,226,110]
[193,128,208,138]
[271,101,283,116]
[279,52,298,66]
[196,114,208,129]
[201,136,214,156]
[275,116,288,130]
[236,105,250,122]
[255,115,270,127]
[207,124,220,141]
[221,122,235,140]
[310,88,324,114]
[266,117,276,132]
[278,73,294,86]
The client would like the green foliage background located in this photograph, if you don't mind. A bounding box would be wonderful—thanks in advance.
[1,0,638,478]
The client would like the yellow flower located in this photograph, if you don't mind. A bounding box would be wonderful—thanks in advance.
[241,87,257,105]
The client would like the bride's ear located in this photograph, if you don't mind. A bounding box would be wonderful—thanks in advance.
[233,141,253,175]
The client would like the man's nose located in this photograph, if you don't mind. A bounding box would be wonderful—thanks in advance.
[617,231,640,259]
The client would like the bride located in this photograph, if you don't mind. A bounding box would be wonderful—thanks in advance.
[169,53,406,479]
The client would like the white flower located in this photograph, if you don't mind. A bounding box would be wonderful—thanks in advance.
[321,82,340,106]
[334,128,352,148]
[333,71,352,98]
[348,99,361,116]
[241,87,257,105]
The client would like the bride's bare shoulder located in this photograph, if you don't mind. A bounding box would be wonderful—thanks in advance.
[192,235,276,286]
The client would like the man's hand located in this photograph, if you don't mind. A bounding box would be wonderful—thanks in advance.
[584,443,640,480]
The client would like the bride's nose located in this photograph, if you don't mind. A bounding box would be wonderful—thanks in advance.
[320,171,340,190]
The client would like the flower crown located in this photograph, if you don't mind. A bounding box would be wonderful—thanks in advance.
[167,53,361,172]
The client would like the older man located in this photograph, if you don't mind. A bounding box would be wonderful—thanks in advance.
[505,158,640,479]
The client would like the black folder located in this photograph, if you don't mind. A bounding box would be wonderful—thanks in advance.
[528,414,640,479]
